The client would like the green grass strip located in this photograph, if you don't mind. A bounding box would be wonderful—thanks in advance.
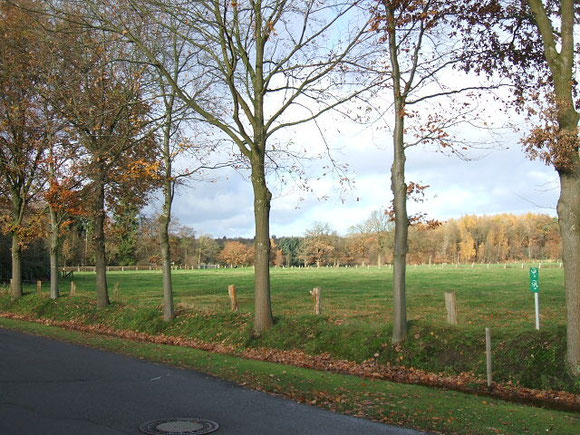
[1,317,578,435]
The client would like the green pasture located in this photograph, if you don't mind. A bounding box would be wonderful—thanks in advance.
[53,263,566,330]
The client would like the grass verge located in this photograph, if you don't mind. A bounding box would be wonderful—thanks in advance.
[1,289,578,394]
[1,316,579,435]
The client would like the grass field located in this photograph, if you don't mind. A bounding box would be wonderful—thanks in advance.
[54,263,566,329]
[2,262,576,393]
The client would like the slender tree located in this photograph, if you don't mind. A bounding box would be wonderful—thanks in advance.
[44,143,83,299]
[151,29,220,321]
[373,0,500,343]
[0,0,50,298]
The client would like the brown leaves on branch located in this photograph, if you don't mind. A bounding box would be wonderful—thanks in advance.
[370,0,447,34]
[385,182,440,227]
[522,105,579,172]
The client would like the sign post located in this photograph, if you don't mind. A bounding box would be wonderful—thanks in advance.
[530,267,540,330]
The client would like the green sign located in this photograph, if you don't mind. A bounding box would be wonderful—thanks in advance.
[530,267,540,293]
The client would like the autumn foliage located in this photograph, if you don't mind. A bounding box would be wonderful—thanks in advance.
[219,241,254,267]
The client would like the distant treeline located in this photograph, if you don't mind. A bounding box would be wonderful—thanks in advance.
[0,212,560,279]
[63,212,564,268]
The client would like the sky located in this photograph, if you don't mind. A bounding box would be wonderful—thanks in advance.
[163,119,560,239]
[141,3,564,240]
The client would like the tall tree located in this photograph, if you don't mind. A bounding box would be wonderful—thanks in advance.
[350,209,393,266]
[196,234,221,266]
[277,237,302,267]
[525,0,579,375]
[0,0,50,298]
[459,0,579,375]
[72,0,375,333]
[374,0,498,343]
[219,241,254,267]
[49,21,158,307]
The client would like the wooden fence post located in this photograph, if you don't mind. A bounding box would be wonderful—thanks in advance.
[228,285,239,312]
[36,280,42,294]
[486,327,492,387]
[310,287,322,315]
[70,281,76,296]
[444,291,458,325]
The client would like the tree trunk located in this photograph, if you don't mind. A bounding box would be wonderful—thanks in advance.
[160,178,175,321]
[391,105,409,344]
[527,0,580,377]
[93,176,109,308]
[10,232,22,299]
[49,206,60,299]
[386,4,409,344]
[251,160,274,334]
[558,161,580,375]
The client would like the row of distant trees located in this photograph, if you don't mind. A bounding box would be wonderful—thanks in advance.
[48,212,559,269]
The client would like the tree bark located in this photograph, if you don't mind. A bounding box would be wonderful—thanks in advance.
[251,157,274,334]
[49,206,60,299]
[10,232,22,299]
[93,174,109,308]
[160,177,175,321]
[391,102,409,344]
[558,166,580,375]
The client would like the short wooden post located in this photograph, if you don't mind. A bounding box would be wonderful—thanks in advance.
[70,281,76,296]
[486,327,492,387]
[228,284,239,312]
[36,280,42,294]
[309,287,322,315]
[444,292,458,325]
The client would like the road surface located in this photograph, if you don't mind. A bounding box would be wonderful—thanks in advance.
[0,327,427,434]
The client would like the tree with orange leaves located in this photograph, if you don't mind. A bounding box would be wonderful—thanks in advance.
[219,241,254,267]
[47,17,159,308]
[0,0,51,299]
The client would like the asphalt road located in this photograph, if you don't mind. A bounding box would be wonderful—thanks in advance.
[0,328,427,434]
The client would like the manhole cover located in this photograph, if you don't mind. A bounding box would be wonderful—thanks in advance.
[139,418,219,434]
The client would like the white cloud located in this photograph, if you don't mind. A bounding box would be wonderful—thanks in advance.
[164,113,559,238]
